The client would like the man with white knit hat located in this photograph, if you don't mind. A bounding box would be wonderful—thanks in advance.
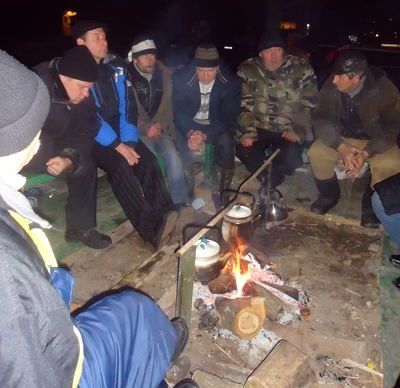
[126,36,189,206]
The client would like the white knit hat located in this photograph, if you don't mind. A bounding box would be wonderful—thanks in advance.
[127,37,157,62]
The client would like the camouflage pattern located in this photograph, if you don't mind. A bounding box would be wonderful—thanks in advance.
[237,54,318,142]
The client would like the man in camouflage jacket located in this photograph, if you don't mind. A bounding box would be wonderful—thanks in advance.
[236,31,318,188]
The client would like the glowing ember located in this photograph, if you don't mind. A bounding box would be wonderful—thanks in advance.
[232,243,252,296]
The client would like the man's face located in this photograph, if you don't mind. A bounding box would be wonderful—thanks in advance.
[259,47,285,72]
[134,53,156,74]
[332,74,362,93]
[60,76,93,104]
[196,66,218,85]
[77,27,108,63]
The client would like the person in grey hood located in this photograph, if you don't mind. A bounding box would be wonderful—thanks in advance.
[0,48,189,388]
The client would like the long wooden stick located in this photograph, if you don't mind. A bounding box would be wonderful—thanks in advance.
[176,149,280,257]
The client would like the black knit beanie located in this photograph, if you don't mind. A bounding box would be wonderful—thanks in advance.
[258,30,286,53]
[59,46,98,82]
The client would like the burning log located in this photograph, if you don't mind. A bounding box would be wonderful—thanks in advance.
[243,282,286,321]
[207,269,236,294]
[215,296,266,340]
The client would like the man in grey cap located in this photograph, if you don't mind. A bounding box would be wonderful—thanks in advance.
[173,43,241,198]
[24,45,112,249]
[126,36,189,205]
[309,50,400,225]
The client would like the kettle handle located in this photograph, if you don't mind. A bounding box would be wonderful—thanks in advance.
[268,188,283,200]
[182,223,221,244]
[220,189,256,210]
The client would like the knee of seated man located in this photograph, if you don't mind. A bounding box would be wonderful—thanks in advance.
[73,157,97,178]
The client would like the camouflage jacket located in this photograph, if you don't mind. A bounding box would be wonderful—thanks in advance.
[237,54,318,142]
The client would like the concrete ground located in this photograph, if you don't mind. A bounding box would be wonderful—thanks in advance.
[32,156,400,388]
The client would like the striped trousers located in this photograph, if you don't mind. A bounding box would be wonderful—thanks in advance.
[93,140,173,243]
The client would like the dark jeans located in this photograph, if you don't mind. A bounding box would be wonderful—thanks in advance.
[23,141,98,232]
[93,140,173,242]
[236,129,303,188]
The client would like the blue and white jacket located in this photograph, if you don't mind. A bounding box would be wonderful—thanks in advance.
[91,53,139,148]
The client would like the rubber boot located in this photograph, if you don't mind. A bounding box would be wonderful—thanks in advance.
[310,176,341,215]
[360,186,380,228]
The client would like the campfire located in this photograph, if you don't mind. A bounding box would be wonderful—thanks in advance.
[194,237,307,340]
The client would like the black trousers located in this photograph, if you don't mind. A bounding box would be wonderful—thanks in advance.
[23,141,98,232]
[93,140,173,242]
[236,129,303,188]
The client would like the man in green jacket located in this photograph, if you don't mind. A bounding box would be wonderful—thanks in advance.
[236,30,318,188]
[308,50,400,226]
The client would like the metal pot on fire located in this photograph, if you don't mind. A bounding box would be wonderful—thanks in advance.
[221,190,260,246]
[183,224,227,283]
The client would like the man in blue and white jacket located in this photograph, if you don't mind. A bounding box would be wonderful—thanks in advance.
[72,20,178,249]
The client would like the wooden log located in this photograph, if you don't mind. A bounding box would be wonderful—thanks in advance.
[208,269,237,294]
[215,296,266,340]
[243,282,286,321]
[244,340,318,388]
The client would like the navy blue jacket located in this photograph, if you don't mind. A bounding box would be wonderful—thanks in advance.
[172,62,241,141]
[91,54,138,148]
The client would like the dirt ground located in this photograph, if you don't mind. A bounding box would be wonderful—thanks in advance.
[42,160,396,387]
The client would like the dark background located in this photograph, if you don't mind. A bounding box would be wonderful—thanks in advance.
[1,0,399,83]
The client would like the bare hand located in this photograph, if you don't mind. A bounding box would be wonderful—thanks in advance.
[282,131,301,143]
[147,122,162,140]
[188,130,206,151]
[115,143,140,166]
[346,149,369,176]
[337,143,366,173]
[46,157,73,176]
[240,137,255,147]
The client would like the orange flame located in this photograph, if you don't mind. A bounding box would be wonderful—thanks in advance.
[232,240,252,296]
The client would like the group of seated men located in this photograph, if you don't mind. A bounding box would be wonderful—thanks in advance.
[22,20,400,272]
[1,17,400,387]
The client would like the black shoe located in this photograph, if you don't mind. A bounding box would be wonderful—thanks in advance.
[390,255,400,269]
[173,378,199,388]
[170,317,189,362]
[65,228,112,249]
[153,209,178,250]
[360,209,380,228]
[392,276,400,290]
[310,196,339,214]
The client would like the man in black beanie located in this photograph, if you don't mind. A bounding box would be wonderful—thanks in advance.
[236,30,318,189]
[23,45,112,249]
